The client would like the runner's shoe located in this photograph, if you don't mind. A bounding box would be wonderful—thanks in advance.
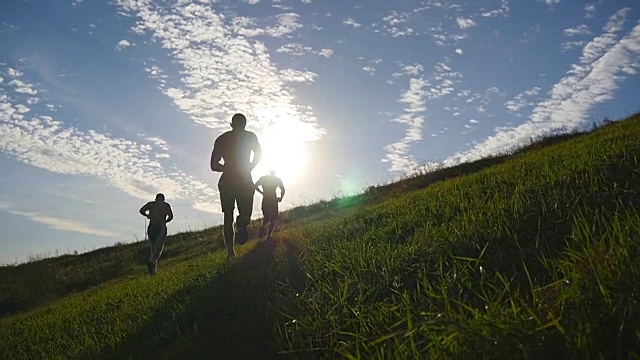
[234,222,249,245]
[146,260,154,275]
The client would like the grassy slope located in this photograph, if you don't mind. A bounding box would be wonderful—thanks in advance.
[1,114,639,359]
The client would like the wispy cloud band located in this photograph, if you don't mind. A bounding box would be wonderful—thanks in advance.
[447,8,640,165]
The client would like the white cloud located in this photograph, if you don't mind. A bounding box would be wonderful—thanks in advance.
[141,135,170,151]
[384,62,462,173]
[540,0,561,5]
[115,39,132,50]
[8,79,37,95]
[277,42,314,56]
[461,86,505,106]
[469,119,479,124]
[363,66,376,75]
[448,9,640,165]
[0,68,218,209]
[395,63,424,77]
[482,0,510,17]
[383,11,409,26]
[7,68,22,77]
[301,0,312,3]
[585,4,596,19]
[0,204,121,237]
[455,48,463,55]
[318,48,334,58]
[456,17,477,29]
[192,202,219,214]
[266,13,303,37]
[343,18,362,28]
[562,40,587,51]
[279,69,318,83]
[564,24,591,37]
[114,0,323,147]
[383,77,428,173]
[504,86,542,113]
[379,10,416,37]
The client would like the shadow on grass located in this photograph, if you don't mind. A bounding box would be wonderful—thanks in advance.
[96,239,291,360]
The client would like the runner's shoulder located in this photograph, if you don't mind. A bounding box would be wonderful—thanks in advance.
[243,129,259,142]
[215,130,234,144]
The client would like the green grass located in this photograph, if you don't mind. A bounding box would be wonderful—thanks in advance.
[1,114,640,359]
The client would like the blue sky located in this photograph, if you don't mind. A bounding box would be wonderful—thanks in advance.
[1,0,639,264]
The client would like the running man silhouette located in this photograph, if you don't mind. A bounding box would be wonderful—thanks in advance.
[255,169,285,242]
[139,193,173,275]
[210,113,262,259]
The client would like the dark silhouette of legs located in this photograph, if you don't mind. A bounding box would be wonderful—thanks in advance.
[223,211,235,258]
[147,223,167,274]
[234,184,254,245]
[267,216,276,239]
[259,220,266,237]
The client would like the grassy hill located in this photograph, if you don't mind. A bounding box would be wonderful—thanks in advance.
[1,114,639,359]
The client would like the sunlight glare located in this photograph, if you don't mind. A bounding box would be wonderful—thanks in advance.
[252,107,319,185]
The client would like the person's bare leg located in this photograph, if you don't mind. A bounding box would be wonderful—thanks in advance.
[147,226,167,274]
[267,220,275,237]
[223,211,235,258]
[267,215,276,241]
[146,237,155,274]
[259,217,268,238]
[235,187,253,245]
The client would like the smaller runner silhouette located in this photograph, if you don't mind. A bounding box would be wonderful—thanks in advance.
[139,193,173,275]
[255,169,285,242]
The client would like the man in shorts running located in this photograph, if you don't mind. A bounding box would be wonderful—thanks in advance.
[255,169,285,242]
[210,113,262,259]
[139,193,174,275]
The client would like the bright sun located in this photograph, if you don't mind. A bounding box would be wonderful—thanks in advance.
[251,106,322,185]
[253,125,308,185]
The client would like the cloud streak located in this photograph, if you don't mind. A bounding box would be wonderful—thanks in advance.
[456,17,477,29]
[564,24,591,37]
[0,66,218,211]
[0,203,122,237]
[384,62,461,173]
[447,8,640,165]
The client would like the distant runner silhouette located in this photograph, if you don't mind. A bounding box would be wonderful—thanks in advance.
[210,113,262,259]
[255,169,285,242]
[139,193,173,275]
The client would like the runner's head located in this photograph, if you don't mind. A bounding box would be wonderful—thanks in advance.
[230,113,247,130]
[155,193,165,202]
[269,168,276,176]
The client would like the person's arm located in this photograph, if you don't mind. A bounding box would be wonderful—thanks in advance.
[254,178,264,195]
[210,138,225,172]
[165,204,174,223]
[278,180,286,202]
[139,203,150,218]
[249,134,262,170]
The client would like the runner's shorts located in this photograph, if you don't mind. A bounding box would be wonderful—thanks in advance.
[218,173,255,215]
[262,199,279,219]
[147,223,167,243]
